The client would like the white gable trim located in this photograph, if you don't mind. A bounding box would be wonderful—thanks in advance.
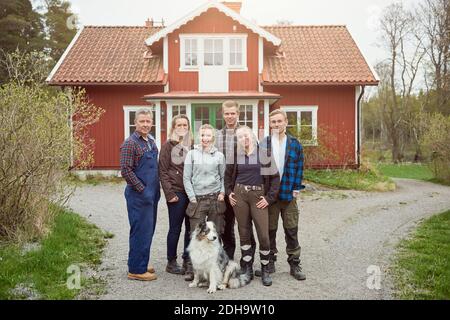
[145,0,281,47]
[46,26,84,83]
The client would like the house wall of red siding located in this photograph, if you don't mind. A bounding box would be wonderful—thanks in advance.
[168,7,259,92]
[265,85,357,168]
[84,85,163,169]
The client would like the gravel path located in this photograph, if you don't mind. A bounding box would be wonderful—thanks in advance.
[67,179,450,300]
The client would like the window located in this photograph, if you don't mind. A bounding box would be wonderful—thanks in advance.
[184,39,198,67]
[123,106,160,149]
[239,104,254,128]
[179,35,247,71]
[282,106,318,145]
[172,105,187,117]
[204,39,223,66]
[230,38,243,67]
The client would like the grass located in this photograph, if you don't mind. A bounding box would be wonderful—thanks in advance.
[304,167,396,192]
[0,206,110,300]
[66,173,123,186]
[377,163,450,186]
[377,163,434,181]
[392,210,450,300]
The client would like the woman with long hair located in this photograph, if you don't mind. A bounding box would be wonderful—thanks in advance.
[159,115,194,279]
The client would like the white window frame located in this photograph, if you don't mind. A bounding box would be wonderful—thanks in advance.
[229,37,245,69]
[281,106,319,146]
[238,103,258,130]
[179,34,247,71]
[203,38,224,66]
[180,38,199,69]
[123,105,161,150]
[166,101,191,136]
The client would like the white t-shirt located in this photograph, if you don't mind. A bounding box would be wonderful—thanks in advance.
[272,135,287,179]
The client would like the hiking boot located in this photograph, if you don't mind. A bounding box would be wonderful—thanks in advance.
[183,258,194,281]
[128,272,157,281]
[166,258,183,275]
[261,264,272,287]
[289,261,306,281]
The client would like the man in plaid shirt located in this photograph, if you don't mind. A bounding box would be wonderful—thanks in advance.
[120,109,160,282]
[257,109,306,281]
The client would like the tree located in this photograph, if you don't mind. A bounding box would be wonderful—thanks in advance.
[416,0,450,115]
[0,0,46,83]
[42,0,78,61]
[378,3,426,163]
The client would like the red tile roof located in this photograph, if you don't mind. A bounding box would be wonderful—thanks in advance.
[48,26,166,85]
[262,25,378,85]
[48,25,377,86]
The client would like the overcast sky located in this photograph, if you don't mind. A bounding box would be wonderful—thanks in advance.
[67,0,420,69]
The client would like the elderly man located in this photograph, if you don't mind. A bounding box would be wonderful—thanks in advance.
[120,108,161,281]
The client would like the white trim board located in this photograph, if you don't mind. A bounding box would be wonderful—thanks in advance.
[145,0,281,47]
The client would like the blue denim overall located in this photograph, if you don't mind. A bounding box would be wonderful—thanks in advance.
[125,135,160,274]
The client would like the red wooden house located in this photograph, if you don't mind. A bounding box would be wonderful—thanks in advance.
[47,0,378,173]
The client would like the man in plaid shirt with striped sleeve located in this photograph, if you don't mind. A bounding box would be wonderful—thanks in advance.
[257,109,306,281]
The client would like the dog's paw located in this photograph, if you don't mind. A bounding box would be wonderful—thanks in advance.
[218,284,226,290]
[207,287,217,294]
[198,282,208,288]
[189,282,198,288]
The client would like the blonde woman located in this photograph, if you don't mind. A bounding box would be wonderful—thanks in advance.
[159,115,193,278]
[183,124,226,239]
[224,126,280,286]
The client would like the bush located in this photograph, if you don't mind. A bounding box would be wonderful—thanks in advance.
[421,113,450,183]
[0,51,104,242]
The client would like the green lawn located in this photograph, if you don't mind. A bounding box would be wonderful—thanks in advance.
[377,163,434,181]
[0,206,111,300]
[392,210,450,300]
[304,168,395,191]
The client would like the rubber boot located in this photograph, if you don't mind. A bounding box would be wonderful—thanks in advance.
[261,264,272,286]
[183,258,194,281]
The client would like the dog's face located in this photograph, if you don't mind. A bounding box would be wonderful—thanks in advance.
[195,220,218,242]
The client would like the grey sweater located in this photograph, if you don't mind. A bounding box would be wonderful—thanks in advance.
[183,145,225,202]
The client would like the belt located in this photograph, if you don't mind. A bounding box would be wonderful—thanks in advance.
[196,192,219,199]
[236,183,263,192]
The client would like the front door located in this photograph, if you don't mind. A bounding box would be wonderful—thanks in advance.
[191,103,223,141]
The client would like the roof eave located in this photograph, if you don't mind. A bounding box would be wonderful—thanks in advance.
[47,81,166,87]
[262,81,379,86]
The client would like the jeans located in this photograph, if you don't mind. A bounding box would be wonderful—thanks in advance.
[167,192,190,261]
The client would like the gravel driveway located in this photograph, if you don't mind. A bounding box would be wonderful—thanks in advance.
[67,179,450,300]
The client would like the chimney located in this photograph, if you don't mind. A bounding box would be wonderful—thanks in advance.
[222,1,242,14]
[145,18,154,27]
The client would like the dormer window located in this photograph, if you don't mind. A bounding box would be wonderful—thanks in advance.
[184,38,198,66]
[180,34,247,71]
[229,38,243,67]
[204,39,224,66]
